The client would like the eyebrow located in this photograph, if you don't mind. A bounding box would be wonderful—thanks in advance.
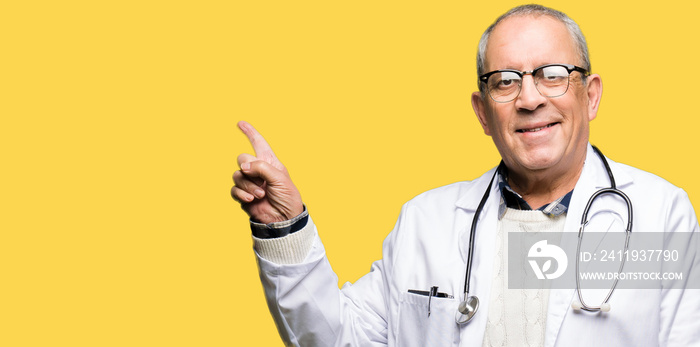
[494,63,561,71]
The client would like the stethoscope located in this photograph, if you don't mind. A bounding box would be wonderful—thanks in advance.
[455,146,633,325]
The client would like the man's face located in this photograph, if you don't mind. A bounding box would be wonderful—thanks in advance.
[472,15,602,178]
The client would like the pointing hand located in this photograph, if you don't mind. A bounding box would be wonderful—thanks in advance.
[231,121,304,224]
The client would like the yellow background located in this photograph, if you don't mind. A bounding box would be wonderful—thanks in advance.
[2,1,698,345]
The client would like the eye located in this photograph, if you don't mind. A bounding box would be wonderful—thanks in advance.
[491,72,520,90]
[499,79,516,87]
[538,66,569,84]
[543,74,566,82]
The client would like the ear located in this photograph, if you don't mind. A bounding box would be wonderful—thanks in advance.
[471,91,492,136]
[585,74,602,121]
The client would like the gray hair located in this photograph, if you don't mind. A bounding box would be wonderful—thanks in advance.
[476,4,590,91]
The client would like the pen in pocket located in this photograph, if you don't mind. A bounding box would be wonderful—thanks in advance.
[407,286,453,317]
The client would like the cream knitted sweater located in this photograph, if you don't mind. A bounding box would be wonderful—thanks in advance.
[482,208,567,347]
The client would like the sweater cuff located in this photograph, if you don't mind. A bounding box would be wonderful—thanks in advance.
[253,218,315,264]
[250,206,308,239]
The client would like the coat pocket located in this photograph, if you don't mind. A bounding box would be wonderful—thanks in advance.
[397,291,460,346]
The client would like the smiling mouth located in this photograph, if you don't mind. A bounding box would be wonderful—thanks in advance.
[517,122,559,133]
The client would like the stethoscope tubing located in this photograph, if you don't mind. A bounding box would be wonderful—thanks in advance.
[463,162,502,297]
[459,146,633,322]
[575,189,633,311]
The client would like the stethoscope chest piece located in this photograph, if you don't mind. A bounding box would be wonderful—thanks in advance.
[455,294,479,324]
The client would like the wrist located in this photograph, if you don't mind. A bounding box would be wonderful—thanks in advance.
[250,205,309,239]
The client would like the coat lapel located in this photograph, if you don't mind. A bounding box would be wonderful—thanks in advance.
[545,144,634,347]
[455,166,502,346]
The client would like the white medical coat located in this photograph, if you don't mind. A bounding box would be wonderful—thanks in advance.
[255,145,700,346]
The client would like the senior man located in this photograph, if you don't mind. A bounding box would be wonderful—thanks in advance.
[232,4,700,346]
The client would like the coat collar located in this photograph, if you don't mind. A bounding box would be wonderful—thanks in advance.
[582,143,633,190]
[455,166,499,211]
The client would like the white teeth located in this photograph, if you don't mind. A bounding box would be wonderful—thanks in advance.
[524,126,546,132]
[521,123,555,132]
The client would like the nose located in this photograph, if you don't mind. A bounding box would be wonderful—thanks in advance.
[514,74,547,112]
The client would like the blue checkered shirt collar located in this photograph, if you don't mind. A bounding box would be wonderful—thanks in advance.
[496,165,573,219]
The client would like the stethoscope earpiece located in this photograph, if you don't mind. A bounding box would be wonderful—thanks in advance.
[571,301,611,312]
[572,301,582,310]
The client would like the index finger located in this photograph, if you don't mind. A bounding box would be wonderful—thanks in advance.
[238,121,276,159]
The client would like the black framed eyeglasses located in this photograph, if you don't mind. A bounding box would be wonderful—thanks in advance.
[479,64,588,103]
